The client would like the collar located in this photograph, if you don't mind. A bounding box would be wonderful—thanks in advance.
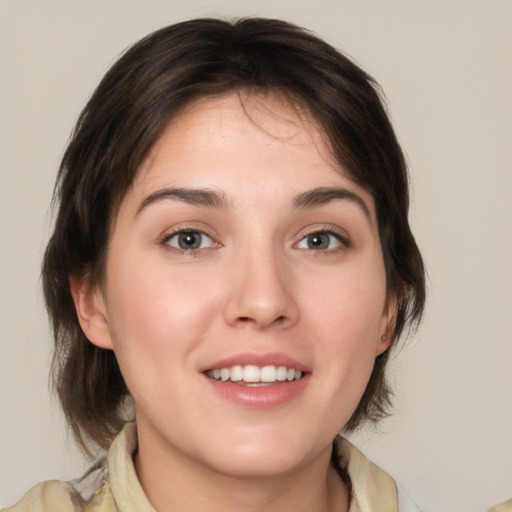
[107,423,398,512]
[334,436,398,512]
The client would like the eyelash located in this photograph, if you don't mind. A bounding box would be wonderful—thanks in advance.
[159,227,350,255]
[295,228,350,254]
[160,228,219,256]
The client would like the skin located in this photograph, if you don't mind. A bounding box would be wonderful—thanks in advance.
[72,93,395,512]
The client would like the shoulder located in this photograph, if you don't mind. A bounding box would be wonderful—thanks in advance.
[2,424,143,512]
[488,499,512,512]
[334,436,422,512]
[336,436,397,511]
[396,484,422,512]
[1,480,85,512]
[2,463,116,512]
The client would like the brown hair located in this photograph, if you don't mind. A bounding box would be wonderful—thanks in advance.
[42,17,425,453]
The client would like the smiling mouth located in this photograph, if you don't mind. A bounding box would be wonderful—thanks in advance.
[205,365,304,386]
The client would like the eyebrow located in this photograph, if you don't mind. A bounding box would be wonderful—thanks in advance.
[292,187,371,221]
[137,187,228,215]
[137,185,371,221]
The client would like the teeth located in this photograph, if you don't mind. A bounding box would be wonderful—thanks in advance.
[206,365,304,383]
[276,366,288,381]
[230,365,243,381]
[243,365,260,382]
[260,366,276,382]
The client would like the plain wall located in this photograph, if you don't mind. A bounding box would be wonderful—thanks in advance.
[1,1,510,511]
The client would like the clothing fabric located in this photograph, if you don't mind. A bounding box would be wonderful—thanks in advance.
[488,499,512,512]
[2,422,419,512]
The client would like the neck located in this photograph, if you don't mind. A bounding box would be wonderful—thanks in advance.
[134,431,349,512]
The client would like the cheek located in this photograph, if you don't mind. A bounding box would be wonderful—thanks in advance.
[305,266,387,383]
[309,268,387,339]
[103,260,224,367]
[102,265,226,416]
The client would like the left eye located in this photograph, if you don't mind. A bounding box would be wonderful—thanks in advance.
[164,231,214,250]
[296,231,343,250]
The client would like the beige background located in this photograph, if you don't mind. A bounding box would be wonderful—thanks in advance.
[1,1,511,511]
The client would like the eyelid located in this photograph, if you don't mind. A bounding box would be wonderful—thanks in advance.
[164,231,214,249]
[293,226,351,251]
[159,223,222,253]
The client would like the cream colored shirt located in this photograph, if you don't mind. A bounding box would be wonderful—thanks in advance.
[2,422,418,512]
[488,499,512,512]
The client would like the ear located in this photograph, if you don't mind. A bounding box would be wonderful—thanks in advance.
[376,292,399,356]
[69,274,114,350]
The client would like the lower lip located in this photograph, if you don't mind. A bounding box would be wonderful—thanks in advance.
[203,374,310,408]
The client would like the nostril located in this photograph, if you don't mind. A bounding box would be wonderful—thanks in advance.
[235,315,287,326]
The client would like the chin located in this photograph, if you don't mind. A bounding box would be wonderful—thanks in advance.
[199,428,324,478]
[210,448,306,478]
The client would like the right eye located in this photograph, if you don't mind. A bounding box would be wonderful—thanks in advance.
[163,230,215,251]
[295,229,348,252]
[296,231,342,251]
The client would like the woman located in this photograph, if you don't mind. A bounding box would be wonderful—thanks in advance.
[4,17,425,512]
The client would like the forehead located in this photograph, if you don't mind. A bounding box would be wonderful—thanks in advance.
[135,92,348,191]
[111,91,378,234]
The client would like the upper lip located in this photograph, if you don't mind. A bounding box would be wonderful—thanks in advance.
[199,352,310,373]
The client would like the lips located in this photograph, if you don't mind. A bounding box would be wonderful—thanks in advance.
[201,353,310,407]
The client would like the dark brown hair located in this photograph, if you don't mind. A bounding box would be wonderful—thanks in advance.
[42,17,425,453]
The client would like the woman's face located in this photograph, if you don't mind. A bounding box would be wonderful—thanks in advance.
[79,93,393,478]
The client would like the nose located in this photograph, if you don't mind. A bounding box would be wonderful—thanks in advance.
[223,246,300,330]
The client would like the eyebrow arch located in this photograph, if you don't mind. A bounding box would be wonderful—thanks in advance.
[292,187,371,221]
[137,187,228,215]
